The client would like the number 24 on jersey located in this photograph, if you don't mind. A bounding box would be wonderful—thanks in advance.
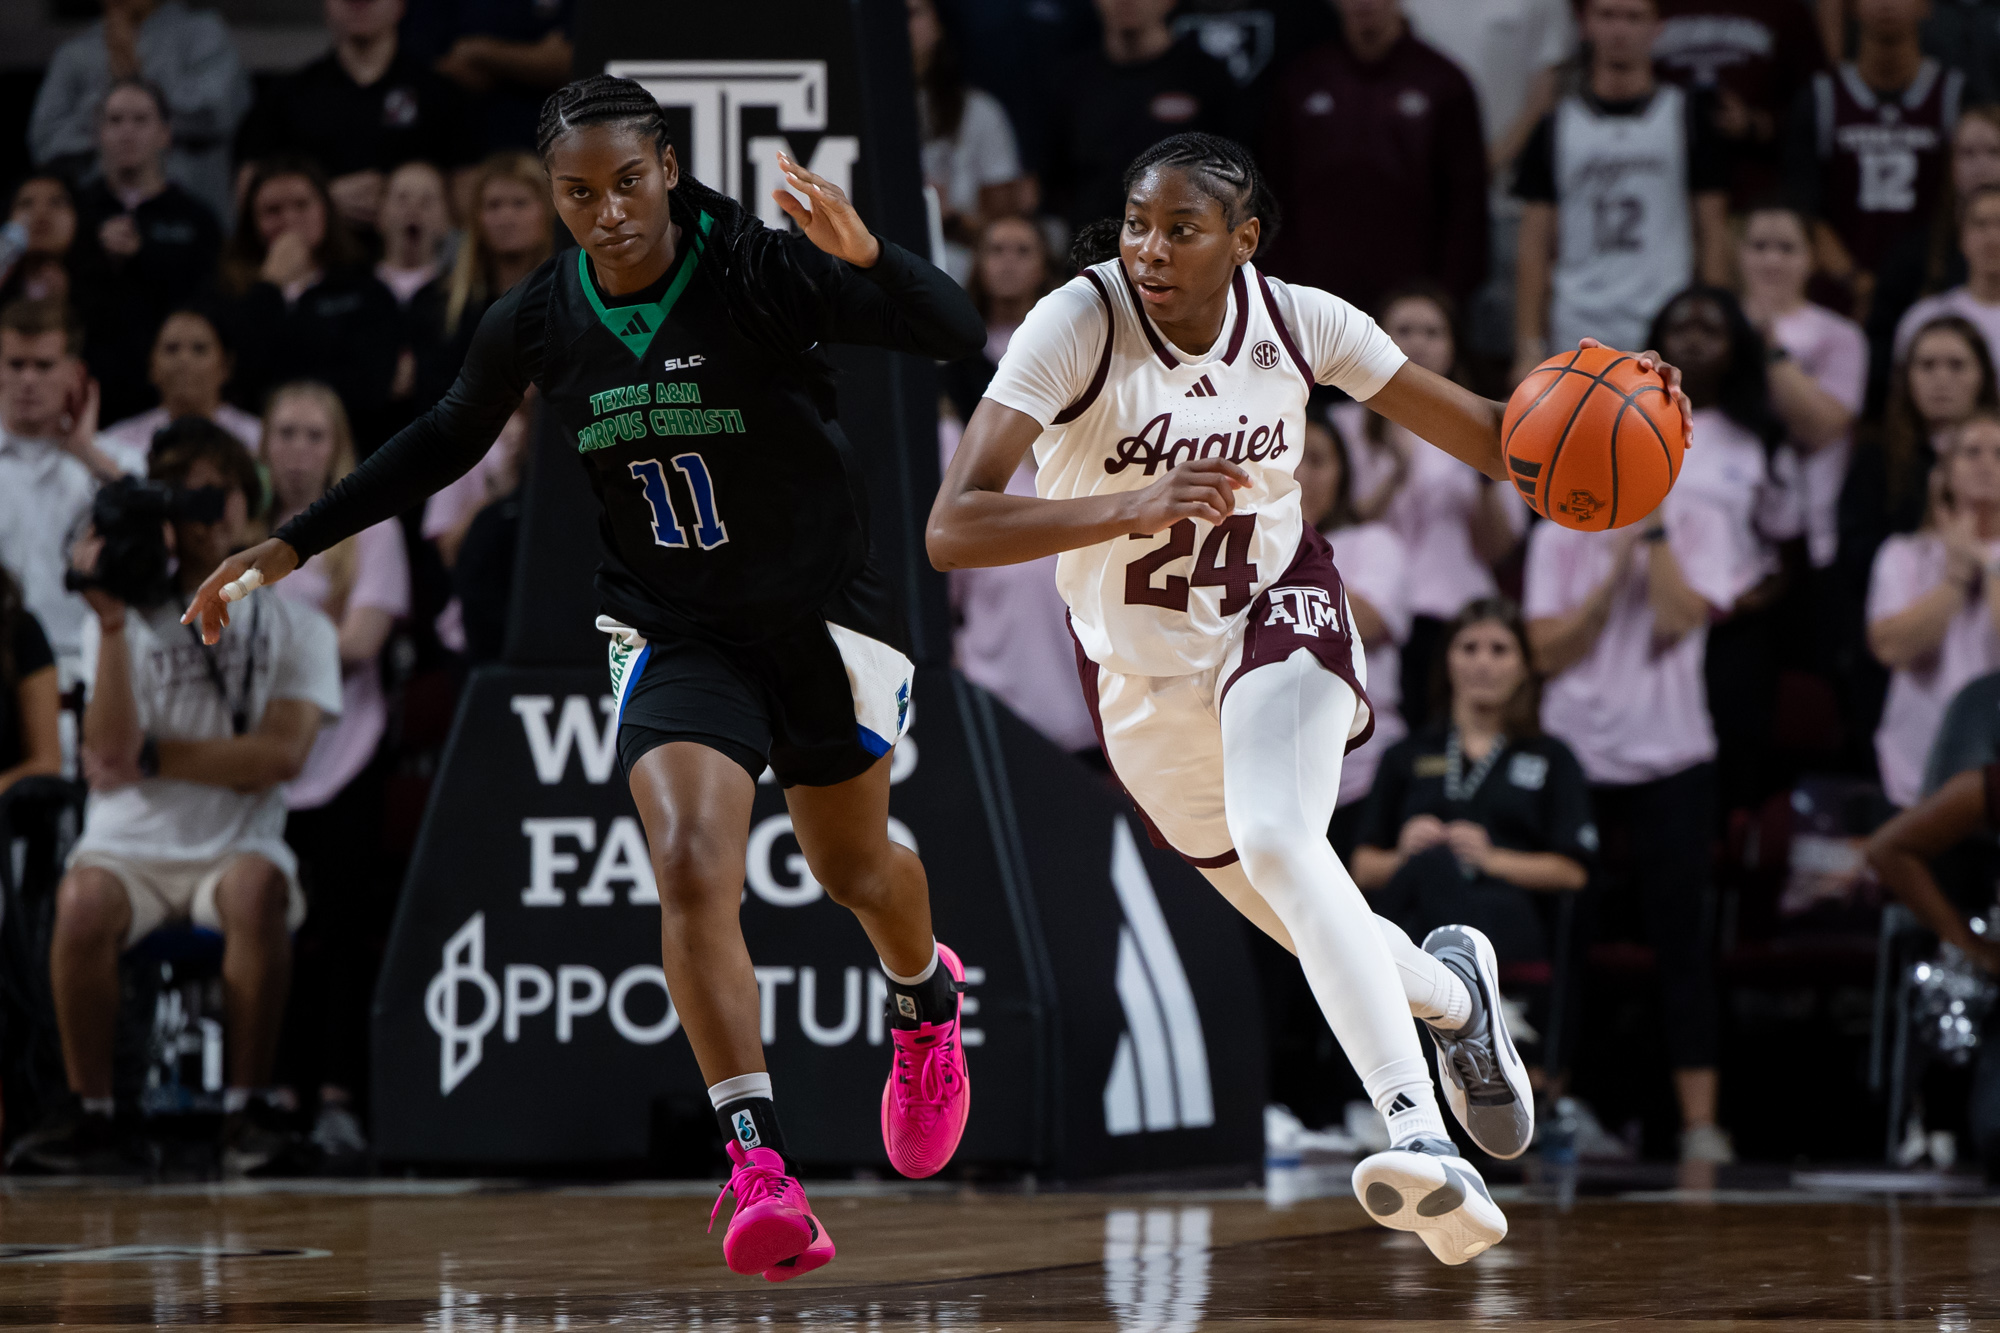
[1125,515,1257,614]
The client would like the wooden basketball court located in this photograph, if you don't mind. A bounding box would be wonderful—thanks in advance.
[2,1170,1993,1328]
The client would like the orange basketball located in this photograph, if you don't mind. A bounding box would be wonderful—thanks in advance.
[1501,346,1687,531]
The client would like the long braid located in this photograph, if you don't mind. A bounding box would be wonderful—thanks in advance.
[536,75,821,377]
[1070,131,1280,268]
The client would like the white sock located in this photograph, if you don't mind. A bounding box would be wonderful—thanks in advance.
[881,940,939,987]
[1365,1056,1451,1147]
[1373,919,1475,1031]
[81,1096,114,1118]
[707,1072,773,1109]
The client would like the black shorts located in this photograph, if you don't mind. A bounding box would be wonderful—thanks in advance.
[604,570,915,789]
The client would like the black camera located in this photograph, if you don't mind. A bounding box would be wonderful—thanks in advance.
[64,477,227,609]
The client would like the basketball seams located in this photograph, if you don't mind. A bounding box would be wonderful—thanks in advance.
[1507,350,1684,528]
[1540,354,1634,528]
[1606,398,1630,528]
[1502,347,1588,460]
[1624,383,1681,484]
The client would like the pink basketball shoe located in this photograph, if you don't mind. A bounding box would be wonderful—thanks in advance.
[708,1140,835,1279]
[880,942,972,1179]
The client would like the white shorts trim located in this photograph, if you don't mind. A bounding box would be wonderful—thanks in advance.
[828,621,915,757]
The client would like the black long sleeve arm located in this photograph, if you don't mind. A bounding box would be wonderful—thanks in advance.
[275,286,532,560]
[272,236,978,561]
[818,238,988,361]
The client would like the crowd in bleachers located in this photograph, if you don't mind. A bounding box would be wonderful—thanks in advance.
[2,0,1999,1176]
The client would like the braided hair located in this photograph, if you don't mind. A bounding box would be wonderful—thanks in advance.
[536,75,828,383]
[1070,132,1280,269]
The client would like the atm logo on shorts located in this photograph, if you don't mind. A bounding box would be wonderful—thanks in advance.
[1263,586,1339,636]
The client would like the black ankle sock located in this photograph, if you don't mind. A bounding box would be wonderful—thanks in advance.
[885,959,959,1030]
[716,1095,787,1161]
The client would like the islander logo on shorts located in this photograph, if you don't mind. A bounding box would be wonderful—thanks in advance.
[1264,586,1339,636]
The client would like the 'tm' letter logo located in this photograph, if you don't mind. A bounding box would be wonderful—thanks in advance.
[607,60,860,230]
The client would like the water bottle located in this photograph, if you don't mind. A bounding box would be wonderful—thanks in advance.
[0,220,27,290]
[1542,1096,1581,1166]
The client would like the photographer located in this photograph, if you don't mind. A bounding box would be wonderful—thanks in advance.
[9,420,339,1175]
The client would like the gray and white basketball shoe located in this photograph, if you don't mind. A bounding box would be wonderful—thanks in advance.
[1421,924,1535,1160]
[1351,1136,1507,1265]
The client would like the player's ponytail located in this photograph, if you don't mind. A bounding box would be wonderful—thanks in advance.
[1069,132,1280,271]
[1070,218,1123,269]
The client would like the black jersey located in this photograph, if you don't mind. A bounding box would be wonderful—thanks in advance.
[274,208,984,646]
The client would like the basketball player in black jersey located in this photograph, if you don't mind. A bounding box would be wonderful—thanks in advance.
[183,75,983,1281]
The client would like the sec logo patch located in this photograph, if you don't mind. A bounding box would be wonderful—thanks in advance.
[1251,340,1281,370]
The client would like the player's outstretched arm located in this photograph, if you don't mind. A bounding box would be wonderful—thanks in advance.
[927,399,1250,570]
[1369,339,1693,482]
[184,296,530,643]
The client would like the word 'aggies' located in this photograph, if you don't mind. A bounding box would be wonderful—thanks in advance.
[1104,412,1289,476]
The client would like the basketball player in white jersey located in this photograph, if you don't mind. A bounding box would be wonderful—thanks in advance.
[929,134,1691,1265]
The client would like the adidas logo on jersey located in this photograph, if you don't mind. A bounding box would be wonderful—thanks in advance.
[1183,374,1219,398]
[1104,410,1290,476]
[620,311,653,339]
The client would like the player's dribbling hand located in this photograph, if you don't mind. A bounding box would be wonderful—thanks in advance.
[773,151,882,269]
[1578,337,1695,442]
[180,538,300,645]
[1124,458,1251,533]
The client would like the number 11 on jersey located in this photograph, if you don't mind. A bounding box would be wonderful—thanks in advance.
[630,454,730,550]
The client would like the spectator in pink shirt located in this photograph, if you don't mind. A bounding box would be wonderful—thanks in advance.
[1296,417,1410,850]
[1841,315,1998,749]
[941,215,1059,426]
[1523,291,1781,1159]
[99,308,260,474]
[939,413,1097,760]
[1331,286,1526,732]
[1738,205,1867,573]
[1867,411,2000,807]
[422,392,532,655]
[1894,184,2000,364]
[263,380,409,1162]
[1652,288,1799,812]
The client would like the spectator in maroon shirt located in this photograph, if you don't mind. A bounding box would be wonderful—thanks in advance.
[1652,0,1828,208]
[1040,0,1246,238]
[1258,0,1489,317]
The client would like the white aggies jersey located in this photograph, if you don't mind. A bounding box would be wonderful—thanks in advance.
[983,258,1407,677]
